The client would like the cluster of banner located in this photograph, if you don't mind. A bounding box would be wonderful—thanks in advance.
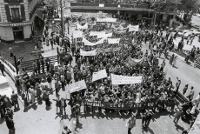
[128,56,144,66]
[80,49,97,56]
[89,31,113,38]
[111,74,143,85]
[112,24,139,34]
[67,80,87,93]
[96,17,117,23]
[92,69,107,82]
[77,23,88,29]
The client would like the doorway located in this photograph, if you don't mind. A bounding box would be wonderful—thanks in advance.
[13,27,24,41]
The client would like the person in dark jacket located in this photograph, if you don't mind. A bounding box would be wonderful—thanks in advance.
[46,72,52,90]
[5,116,15,133]
[45,58,51,72]
[53,95,61,114]
[37,59,41,74]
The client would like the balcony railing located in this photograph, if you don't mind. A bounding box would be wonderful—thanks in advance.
[5,0,23,3]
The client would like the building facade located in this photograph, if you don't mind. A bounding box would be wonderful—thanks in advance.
[0,0,43,42]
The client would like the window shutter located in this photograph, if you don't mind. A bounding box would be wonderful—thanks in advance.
[5,5,11,22]
[21,5,25,21]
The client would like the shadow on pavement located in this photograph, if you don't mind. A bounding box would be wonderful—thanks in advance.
[0,118,4,124]
[142,127,155,134]
[175,124,185,131]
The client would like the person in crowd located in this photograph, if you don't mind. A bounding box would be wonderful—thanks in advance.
[53,95,61,114]
[45,57,51,72]
[126,114,136,134]
[55,78,61,96]
[5,116,15,133]
[182,84,189,95]
[11,91,19,110]
[187,86,194,101]
[173,108,183,125]
[72,103,81,125]
[28,85,36,104]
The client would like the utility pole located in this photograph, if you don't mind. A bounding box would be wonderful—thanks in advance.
[60,0,64,36]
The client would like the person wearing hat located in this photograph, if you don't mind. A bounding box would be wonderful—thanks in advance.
[126,114,136,134]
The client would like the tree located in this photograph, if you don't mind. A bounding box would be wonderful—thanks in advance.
[51,0,59,10]
[178,0,199,12]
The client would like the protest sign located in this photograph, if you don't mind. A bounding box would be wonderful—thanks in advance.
[128,25,139,32]
[77,23,88,29]
[92,69,107,82]
[73,30,83,38]
[108,38,120,44]
[90,31,105,36]
[67,80,87,93]
[82,37,106,46]
[80,49,97,56]
[111,74,142,85]
[96,18,117,22]
[128,56,143,65]
[97,32,113,38]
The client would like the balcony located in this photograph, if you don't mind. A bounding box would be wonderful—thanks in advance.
[4,0,23,3]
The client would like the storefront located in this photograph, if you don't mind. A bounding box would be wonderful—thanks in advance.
[0,22,32,43]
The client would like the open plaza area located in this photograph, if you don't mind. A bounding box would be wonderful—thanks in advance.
[1,0,200,134]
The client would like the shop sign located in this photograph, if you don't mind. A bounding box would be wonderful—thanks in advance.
[9,23,26,27]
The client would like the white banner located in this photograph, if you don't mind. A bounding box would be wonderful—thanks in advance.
[73,30,83,38]
[82,37,106,46]
[92,69,107,82]
[80,49,97,56]
[90,31,105,36]
[108,38,120,44]
[111,74,142,85]
[97,32,113,38]
[68,80,87,93]
[77,23,88,29]
[129,25,139,32]
[96,18,117,22]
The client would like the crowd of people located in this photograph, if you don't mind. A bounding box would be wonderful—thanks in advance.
[1,9,200,134]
